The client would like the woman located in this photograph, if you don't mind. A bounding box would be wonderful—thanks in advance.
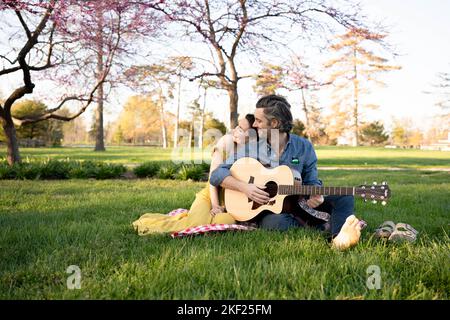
[132,114,256,235]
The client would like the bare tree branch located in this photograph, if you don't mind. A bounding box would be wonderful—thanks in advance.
[2,1,56,114]
[0,54,15,65]
[12,9,122,126]
[0,66,21,75]
[15,9,32,39]
[189,71,233,85]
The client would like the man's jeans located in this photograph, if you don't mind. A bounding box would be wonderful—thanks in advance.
[257,195,355,236]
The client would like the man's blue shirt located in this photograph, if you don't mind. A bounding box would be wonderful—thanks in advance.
[209,133,322,187]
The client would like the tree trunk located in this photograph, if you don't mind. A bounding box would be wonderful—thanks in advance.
[199,87,207,148]
[161,114,167,148]
[159,95,167,149]
[174,76,182,148]
[188,122,193,148]
[94,82,105,151]
[352,47,359,147]
[1,118,21,165]
[94,9,105,152]
[301,88,309,127]
[228,85,238,130]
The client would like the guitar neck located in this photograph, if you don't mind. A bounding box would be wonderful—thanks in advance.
[279,185,355,196]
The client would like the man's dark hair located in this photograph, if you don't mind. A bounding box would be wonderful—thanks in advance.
[256,95,293,133]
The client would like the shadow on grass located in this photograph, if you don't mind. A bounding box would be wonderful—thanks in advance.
[0,171,448,299]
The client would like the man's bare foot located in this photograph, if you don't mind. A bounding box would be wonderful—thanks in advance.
[332,215,363,251]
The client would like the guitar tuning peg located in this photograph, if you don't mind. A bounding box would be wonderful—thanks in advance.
[382,181,387,185]
[372,200,377,204]
[381,201,387,206]
[373,181,377,185]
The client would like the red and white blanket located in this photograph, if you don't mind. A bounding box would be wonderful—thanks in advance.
[166,208,257,238]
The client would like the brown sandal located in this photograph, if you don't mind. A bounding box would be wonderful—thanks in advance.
[374,221,396,239]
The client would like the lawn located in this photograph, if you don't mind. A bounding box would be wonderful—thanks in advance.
[1,145,449,169]
[0,165,449,299]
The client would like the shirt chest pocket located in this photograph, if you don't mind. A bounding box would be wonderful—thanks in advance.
[287,162,303,174]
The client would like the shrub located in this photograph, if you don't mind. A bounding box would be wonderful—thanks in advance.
[68,161,93,179]
[95,162,126,179]
[0,162,14,179]
[133,162,161,178]
[39,159,71,179]
[0,160,126,180]
[175,164,205,181]
[69,161,126,179]
[0,162,42,180]
[18,163,42,180]
[157,163,179,179]
[200,162,211,172]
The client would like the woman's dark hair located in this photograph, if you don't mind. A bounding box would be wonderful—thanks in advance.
[231,113,257,153]
[244,113,255,127]
[255,95,293,133]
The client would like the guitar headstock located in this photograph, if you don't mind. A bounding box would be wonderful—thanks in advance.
[355,181,391,205]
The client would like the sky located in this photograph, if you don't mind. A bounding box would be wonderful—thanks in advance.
[1,0,449,133]
[359,0,450,130]
[111,0,450,132]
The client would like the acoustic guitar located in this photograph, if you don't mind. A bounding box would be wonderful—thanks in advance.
[224,157,391,222]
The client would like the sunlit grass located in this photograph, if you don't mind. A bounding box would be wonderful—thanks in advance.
[1,146,449,168]
[0,170,448,299]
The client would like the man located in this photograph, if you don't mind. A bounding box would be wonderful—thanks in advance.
[209,95,364,250]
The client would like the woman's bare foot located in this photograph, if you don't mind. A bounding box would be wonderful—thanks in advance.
[332,215,364,250]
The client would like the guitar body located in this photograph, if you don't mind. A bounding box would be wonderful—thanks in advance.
[224,157,390,222]
[225,157,302,221]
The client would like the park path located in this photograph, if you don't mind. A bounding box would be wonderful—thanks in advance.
[123,163,450,172]
[318,166,450,172]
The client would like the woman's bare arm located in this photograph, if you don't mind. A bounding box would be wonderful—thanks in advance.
[208,135,233,211]
[209,147,223,209]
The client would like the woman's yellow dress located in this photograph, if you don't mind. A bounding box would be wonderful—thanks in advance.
[132,184,236,235]
[132,138,237,235]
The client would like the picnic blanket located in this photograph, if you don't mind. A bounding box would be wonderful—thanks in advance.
[167,208,257,238]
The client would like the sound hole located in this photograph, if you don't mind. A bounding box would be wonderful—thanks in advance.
[250,181,278,210]
[265,181,278,198]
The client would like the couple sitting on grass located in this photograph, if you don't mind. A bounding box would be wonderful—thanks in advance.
[133,95,374,250]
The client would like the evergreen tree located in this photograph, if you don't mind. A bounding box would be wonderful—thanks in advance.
[324,28,400,146]
[359,121,389,146]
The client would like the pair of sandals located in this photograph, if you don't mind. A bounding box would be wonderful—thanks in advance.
[374,221,419,242]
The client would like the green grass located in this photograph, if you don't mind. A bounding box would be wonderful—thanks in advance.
[1,146,449,168]
[315,146,450,169]
[0,146,184,165]
[0,170,448,299]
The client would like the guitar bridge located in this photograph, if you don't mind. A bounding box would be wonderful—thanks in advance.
[251,199,276,210]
